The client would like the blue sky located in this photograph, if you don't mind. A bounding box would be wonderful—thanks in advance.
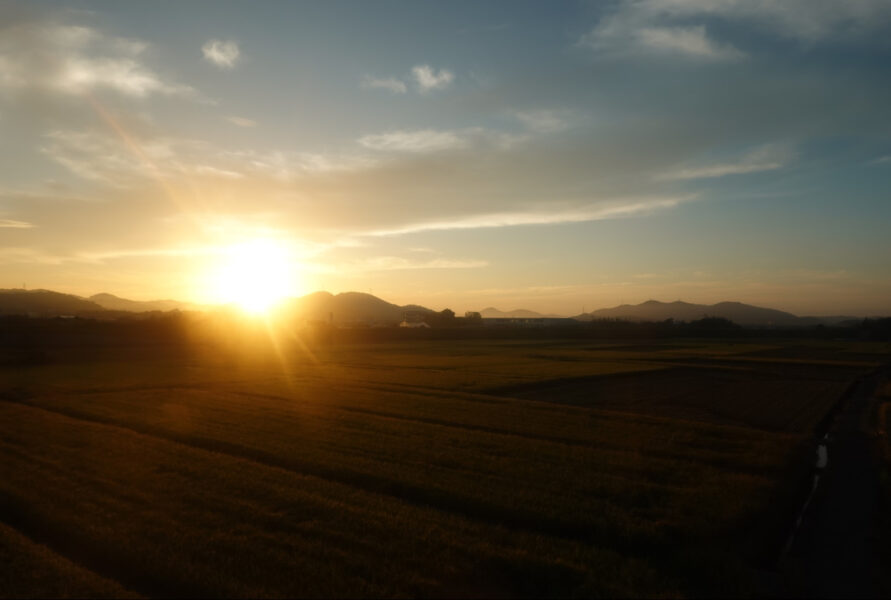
[1,0,889,315]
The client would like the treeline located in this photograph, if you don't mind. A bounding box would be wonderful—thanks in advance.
[2,314,890,361]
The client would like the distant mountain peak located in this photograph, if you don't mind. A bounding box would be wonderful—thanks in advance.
[576,299,817,326]
[88,293,196,313]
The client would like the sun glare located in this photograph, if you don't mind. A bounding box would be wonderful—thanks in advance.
[212,239,299,314]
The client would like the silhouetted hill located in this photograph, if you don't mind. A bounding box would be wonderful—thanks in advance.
[89,293,198,313]
[575,300,854,327]
[283,291,432,325]
[479,307,564,319]
[0,289,105,316]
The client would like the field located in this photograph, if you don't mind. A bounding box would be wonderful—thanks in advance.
[1,324,888,597]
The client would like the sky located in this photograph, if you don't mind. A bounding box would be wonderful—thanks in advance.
[1,0,890,316]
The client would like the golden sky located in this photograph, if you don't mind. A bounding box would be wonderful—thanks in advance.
[1,1,890,316]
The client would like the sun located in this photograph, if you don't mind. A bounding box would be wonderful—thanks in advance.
[212,238,299,314]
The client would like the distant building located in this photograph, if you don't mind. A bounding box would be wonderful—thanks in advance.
[400,310,430,328]
[482,317,576,328]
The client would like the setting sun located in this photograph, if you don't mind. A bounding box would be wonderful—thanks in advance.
[212,239,299,314]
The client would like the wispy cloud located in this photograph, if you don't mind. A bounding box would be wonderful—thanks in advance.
[658,144,792,180]
[369,196,691,236]
[202,39,240,69]
[0,219,33,229]
[513,110,570,133]
[352,256,488,271]
[637,25,744,60]
[359,129,468,153]
[362,66,454,95]
[581,18,744,61]
[633,0,891,43]
[40,129,191,185]
[412,65,454,92]
[0,22,193,97]
[226,116,256,127]
[358,126,525,155]
[361,76,407,94]
[580,0,891,62]
[869,155,891,165]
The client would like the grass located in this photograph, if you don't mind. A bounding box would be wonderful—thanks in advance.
[0,522,139,599]
[1,334,888,597]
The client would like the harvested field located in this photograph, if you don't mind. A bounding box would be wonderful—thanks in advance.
[491,364,859,432]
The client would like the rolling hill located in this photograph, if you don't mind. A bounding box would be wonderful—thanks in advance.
[0,289,105,316]
[89,293,199,313]
[281,291,432,325]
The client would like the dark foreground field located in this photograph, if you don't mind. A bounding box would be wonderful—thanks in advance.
[1,321,888,597]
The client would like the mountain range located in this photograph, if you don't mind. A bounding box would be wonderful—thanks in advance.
[575,300,857,327]
[0,289,869,326]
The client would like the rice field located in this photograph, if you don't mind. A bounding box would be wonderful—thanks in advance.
[1,332,887,597]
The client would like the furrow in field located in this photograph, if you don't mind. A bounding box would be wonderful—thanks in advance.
[0,394,691,550]
[0,390,789,559]
[0,401,667,597]
[0,520,140,599]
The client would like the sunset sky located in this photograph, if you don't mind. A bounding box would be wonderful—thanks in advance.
[1,0,890,316]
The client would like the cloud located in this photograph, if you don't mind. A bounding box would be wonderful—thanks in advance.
[358,129,469,153]
[40,129,187,185]
[412,65,454,92]
[352,256,488,271]
[0,22,193,97]
[581,15,744,61]
[637,25,744,60]
[869,155,891,166]
[362,67,454,95]
[633,0,891,43]
[226,116,256,127]
[361,76,407,94]
[193,165,243,179]
[658,144,792,180]
[369,196,691,237]
[202,39,240,69]
[39,124,377,189]
[513,110,570,133]
[580,0,891,60]
[358,126,527,155]
[59,56,190,96]
[0,219,33,228]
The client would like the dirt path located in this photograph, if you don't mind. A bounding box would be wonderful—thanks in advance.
[781,372,884,598]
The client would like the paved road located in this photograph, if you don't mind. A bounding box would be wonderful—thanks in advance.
[782,372,884,598]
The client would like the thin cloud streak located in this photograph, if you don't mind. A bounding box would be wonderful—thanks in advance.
[349,256,488,272]
[361,76,407,94]
[226,116,256,127]
[657,144,792,180]
[358,129,468,153]
[368,196,692,237]
[0,219,34,228]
